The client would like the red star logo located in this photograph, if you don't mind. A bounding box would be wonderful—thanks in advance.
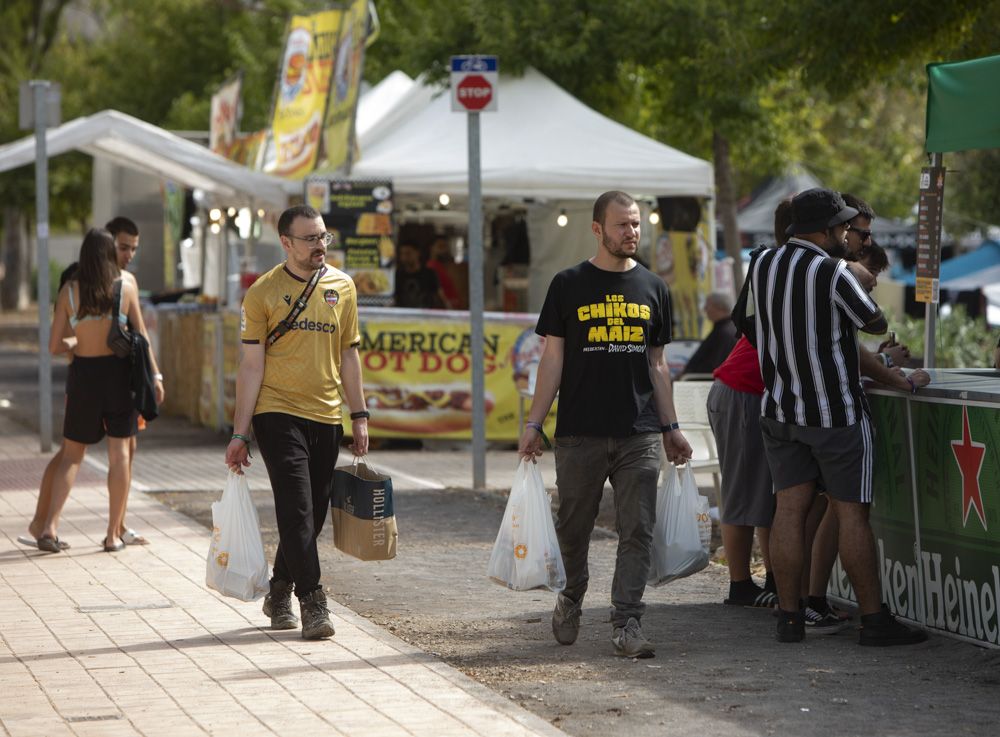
[950,406,987,530]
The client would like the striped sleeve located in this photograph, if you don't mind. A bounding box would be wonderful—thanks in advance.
[832,262,880,328]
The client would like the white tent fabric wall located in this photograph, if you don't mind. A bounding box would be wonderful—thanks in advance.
[525,201,596,311]
[349,67,714,200]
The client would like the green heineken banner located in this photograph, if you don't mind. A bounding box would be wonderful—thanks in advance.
[830,393,1000,647]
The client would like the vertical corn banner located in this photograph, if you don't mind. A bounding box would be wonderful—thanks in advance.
[268,10,342,178]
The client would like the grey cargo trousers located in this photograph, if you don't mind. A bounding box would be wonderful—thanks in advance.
[554,433,661,626]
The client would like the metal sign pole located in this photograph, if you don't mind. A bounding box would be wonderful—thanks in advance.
[468,110,486,490]
[32,81,53,453]
[922,152,943,369]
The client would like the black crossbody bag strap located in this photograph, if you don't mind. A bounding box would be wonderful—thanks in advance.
[265,267,327,348]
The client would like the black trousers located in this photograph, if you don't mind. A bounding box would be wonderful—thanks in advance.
[252,412,343,597]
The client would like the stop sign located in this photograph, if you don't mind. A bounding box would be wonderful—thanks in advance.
[456,74,493,111]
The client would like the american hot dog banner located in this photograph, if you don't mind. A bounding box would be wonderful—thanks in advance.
[357,311,556,440]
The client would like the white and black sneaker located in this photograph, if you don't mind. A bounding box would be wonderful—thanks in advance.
[804,605,850,635]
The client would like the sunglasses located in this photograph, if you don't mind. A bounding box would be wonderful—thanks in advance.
[849,226,872,241]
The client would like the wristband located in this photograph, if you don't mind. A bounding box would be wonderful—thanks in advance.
[525,421,552,449]
[350,410,370,420]
[661,422,680,432]
[905,377,917,394]
[231,433,253,458]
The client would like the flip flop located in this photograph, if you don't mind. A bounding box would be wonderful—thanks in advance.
[37,536,64,553]
[17,535,70,551]
[102,537,126,553]
[119,528,149,546]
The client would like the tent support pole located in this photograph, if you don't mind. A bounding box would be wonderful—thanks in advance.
[468,111,486,490]
[32,81,53,453]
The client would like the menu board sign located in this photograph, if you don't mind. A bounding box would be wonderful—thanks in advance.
[915,166,945,304]
[305,178,395,303]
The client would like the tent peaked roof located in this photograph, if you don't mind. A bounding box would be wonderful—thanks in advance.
[0,109,288,208]
[348,67,713,199]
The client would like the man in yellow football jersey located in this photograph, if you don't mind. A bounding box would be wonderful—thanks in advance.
[225,204,369,640]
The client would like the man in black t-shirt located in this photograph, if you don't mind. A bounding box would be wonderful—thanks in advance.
[519,190,692,659]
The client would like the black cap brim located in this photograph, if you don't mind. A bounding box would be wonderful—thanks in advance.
[785,205,859,236]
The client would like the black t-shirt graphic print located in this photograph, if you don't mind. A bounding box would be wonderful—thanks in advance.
[536,261,672,438]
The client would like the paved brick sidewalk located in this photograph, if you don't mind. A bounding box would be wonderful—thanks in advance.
[0,421,566,737]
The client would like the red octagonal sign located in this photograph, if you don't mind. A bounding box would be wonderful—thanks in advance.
[456,74,493,111]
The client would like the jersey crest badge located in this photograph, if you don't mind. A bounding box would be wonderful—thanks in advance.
[324,289,339,307]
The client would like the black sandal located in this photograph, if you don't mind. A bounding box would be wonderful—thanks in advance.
[37,536,63,554]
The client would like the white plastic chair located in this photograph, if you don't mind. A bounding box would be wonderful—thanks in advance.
[667,380,721,494]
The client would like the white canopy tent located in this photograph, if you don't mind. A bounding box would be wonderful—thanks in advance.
[348,68,714,308]
[351,67,714,200]
[0,109,289,209]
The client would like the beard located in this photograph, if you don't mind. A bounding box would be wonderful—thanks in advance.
[824,231,848,259]
[293,249,326,272]
[602,232,637,260]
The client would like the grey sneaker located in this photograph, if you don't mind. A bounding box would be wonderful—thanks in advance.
[552,594,582,645]
[611,617,655,658]
[299,588,335,640]
[262,579,298,630]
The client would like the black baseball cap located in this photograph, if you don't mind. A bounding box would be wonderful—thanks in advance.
[785,188,859,236]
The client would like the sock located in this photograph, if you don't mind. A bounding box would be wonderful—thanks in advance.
[729,578,760,596]
[764,570,776,593]
[808,595,829,613]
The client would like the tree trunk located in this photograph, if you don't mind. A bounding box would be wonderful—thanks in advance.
[713,131,743,292]
[1,207,31,311]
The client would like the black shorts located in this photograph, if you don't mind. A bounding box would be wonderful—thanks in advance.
[63,355,137,444]
[759,416,874,503]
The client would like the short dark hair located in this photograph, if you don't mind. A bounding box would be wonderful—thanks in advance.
[105,216,138,237]
[773,197,794,245]
[592,191,636,226]
[857,241,889,273]
[278,205,322,236]
[841,193,875,222]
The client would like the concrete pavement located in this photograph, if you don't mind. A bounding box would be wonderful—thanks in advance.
[0,412,567,737]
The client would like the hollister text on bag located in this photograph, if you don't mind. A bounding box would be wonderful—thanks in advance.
[332,457,398,561]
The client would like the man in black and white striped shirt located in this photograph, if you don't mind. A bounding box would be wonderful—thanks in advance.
[747,188,926,647]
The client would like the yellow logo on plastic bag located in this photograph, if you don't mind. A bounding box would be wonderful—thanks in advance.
[514,544,528,560]
[216,551,229,567]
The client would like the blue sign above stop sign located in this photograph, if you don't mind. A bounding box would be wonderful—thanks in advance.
[451,55,498,113]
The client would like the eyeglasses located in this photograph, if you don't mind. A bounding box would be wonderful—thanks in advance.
[286,232,335,247]
[851,227,873,241]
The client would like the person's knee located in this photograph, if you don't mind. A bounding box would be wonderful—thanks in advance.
[107,438,131,466]
[831,499,870,524]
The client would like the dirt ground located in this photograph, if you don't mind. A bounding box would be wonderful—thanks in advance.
[156,484,1000,737]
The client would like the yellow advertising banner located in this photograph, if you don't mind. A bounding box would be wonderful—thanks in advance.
[322,0,368,172]
[651,204,714,339]
[269,10,342,178]
[358,313,555,441]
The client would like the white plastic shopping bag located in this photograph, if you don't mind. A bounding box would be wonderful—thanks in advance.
[648,462,710,586]
[206,472,270,601]
[487,460,566,592]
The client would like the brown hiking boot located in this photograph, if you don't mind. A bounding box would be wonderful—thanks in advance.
[299,588,335,640]
[262,579,298,630]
